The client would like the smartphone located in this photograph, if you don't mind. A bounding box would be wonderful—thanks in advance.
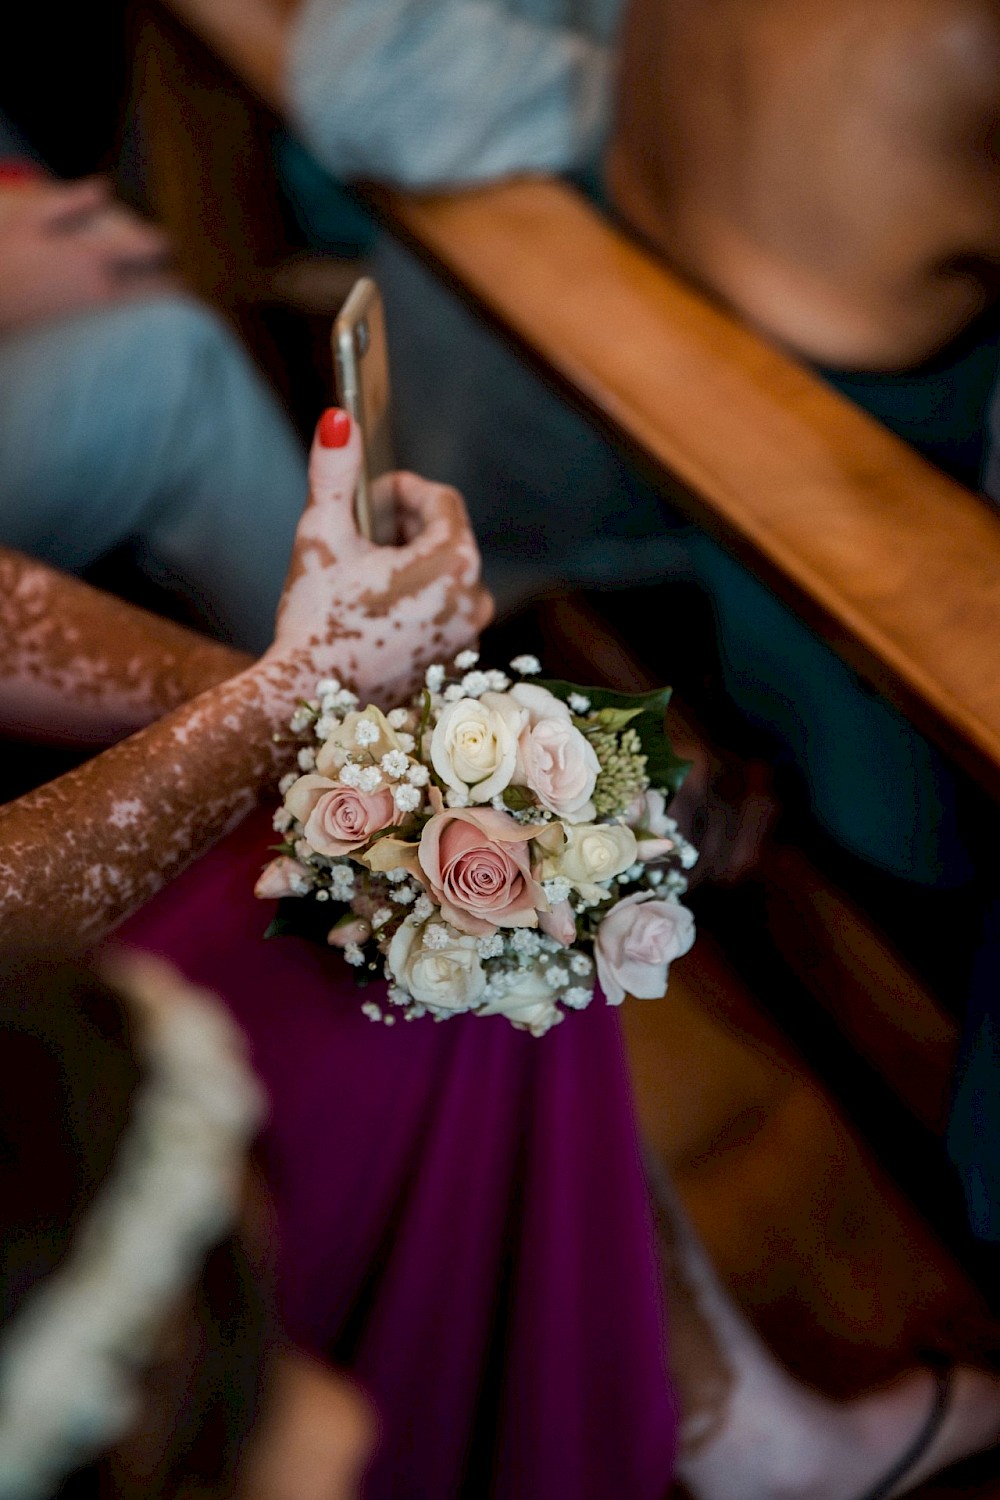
[332,277,394,540]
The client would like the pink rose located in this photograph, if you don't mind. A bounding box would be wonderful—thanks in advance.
[538,900,577,947]
[627,788,677,862]
[254,856,311,899]
[512,683,598,822]
[419,796,546,935]
[595,891,695,1005]
[327,916,372,947]
[285,773,395,857]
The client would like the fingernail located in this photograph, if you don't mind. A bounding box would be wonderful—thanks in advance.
[318,408,351,448]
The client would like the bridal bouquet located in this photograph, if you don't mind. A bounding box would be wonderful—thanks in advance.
[256,652,697,1036]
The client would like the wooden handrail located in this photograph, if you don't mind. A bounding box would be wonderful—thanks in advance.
[375,179,1000,804]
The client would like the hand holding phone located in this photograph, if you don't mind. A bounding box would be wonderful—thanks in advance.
[332,278,394,541]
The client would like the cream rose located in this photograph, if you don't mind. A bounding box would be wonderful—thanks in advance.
[430,692,527,803]
[387,917,486,1011]
[315,706,408,777]
[479,965,564,1037]
[595,892,696,1005]
[550,822,637,903]
[511,683,598,822]
[419,796,546,935]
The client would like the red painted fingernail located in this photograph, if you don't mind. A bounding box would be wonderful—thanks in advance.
[318,408,351,448]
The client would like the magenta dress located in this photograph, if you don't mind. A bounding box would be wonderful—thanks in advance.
[118,808,678,1500]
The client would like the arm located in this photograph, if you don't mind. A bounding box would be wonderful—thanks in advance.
[287,0,614,187]
[0,549,249,746]
[0,411,492,949]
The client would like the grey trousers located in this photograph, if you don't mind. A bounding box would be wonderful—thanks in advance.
[0,295,309,654]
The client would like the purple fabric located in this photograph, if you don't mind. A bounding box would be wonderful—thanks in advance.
[117,809,677,1499]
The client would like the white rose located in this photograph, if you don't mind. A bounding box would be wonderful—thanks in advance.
[511,684,598,822]
[430,691,527,803]
[595,891,696,1005]
[479,965,565,1037]
[387,917,487,1012]
[510,682,572,727]
[551,823,638,903]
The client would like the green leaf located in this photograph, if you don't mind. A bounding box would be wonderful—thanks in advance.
[262,894,349,946]
[501,784,535,811]
[589,706,643,732]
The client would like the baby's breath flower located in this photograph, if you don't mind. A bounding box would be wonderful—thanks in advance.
[423,924,451,950]
[329,868,356,899]
[623,863,645,883]
[511,929,541,957]
[358,766,382,793]
[445,787,470,808]
[648,868,664,886]
[315,714,338,740]
[454,649,479,670]
[385,866,409,884]
[339,763,363,788]
[354,719,379,747]
[460,670,489,697]
[360,1000,382,1021]
[542,876,572,905]
[568,692,591,714]
[425,664,445,693]
[485,669,511,691]
[387,984,409,1007]
[336,689,359,709]
[315,677,341,697]
[563,986,593,1010]
[381,749,409,778]
[371,906,393,930]
[394,784,421,814]
[443,683,464,703]
[383,1014,396,1026]
[476,933,505,958]
[679,842,699,870]
[570,953,593,975]
[412,894,434,922]
[393,885,417,905]
[345,944,366,968]
[510,654,541,676]
[289,704,314,734]
[294,838,315,864]
[387,707,410,728]
[406,763,429,787]
[272,807,293,833]
[297,747,316,772]
[278,772,297,796]
[544,965,569,987]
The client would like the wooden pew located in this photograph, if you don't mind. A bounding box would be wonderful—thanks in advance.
[130,2,1000,1439]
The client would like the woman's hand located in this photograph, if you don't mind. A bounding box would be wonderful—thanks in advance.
[0,178,175,336]
[265,408,493,704]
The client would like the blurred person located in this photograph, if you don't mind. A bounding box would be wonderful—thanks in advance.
[273,0,1000,911]
[0,949,375,1500]
[0,120,310,654]
[4,411,1000,1498]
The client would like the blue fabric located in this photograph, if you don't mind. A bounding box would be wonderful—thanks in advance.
[948,897,1000,1242]
[0,296,308,653]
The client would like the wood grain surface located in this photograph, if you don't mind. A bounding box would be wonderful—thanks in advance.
[378,179,1000,801]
